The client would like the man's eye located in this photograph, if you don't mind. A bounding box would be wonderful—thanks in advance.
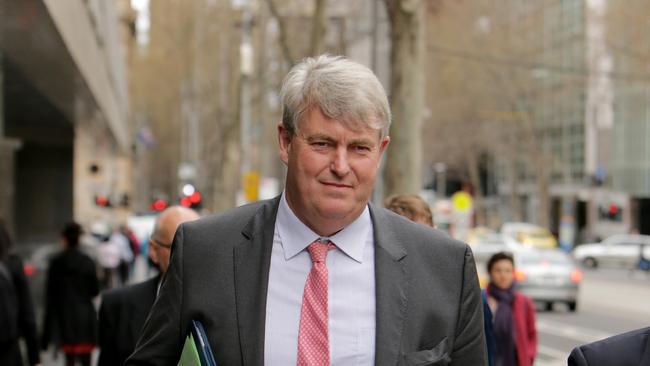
[312,141,330,148]
[352,145,371,153]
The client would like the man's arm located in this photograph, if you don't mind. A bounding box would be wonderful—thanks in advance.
[97,294,118,366]
[126,225,186,366]
[568,346,589,366]
[450,245,488,366]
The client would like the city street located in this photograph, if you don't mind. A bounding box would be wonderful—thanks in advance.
[535,268,650,366]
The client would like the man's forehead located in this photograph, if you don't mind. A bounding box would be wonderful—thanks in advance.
[300,120,383,142]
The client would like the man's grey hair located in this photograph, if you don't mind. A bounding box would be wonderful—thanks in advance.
[280,54,391,139]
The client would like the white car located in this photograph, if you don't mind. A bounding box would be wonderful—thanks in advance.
[573,234,650,268]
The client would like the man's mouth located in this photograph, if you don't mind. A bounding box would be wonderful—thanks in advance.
[321,181,353,188]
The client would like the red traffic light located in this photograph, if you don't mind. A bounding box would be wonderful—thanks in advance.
[151,199,168,212]
[189,191,202,204]
[180,197,192,208]
[95,195,111,207]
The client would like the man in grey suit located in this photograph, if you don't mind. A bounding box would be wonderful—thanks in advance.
[127,54,486,365]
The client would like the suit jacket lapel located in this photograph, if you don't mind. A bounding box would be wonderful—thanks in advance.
[370,205,408,366]
[233,197,280,366]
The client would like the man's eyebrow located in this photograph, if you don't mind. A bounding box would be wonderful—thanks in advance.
[349,137,376,146]
[304,134,377,146]
[305,134,336,142]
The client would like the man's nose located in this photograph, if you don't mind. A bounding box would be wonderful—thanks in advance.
[330,147,351,177]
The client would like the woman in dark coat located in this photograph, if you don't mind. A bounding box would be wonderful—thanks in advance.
[42,222,99,366]
[0,219,41,366]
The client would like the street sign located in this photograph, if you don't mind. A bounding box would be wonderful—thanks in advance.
[244,171,259,202]
[451,191,473,213]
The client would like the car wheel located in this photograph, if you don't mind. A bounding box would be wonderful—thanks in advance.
[583,257,598,268]
[544,302,553,312]
[568,301,577,312]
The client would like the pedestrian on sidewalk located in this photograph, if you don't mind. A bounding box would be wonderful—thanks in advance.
[485,251,537,366]
[97,206,199,366]
[385,193,434,227]
[0,219,41,366]
[42,222,99,366]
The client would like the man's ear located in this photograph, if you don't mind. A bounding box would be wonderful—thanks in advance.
[148,240,159,265]
[379,135,390,155]
[278,123,292,165]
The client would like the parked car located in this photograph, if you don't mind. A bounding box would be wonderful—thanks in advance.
[467,226,497,246]
[472,236,581,311]
[515,249,582,312]
[501,222,558,249]
[573,234,650,269]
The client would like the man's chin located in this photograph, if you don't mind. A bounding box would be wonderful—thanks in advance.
[316,203,361,222]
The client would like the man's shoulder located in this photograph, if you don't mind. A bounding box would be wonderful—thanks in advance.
[580,326,650,353]
[374,206,467,252]
[101,276,158,307]
[182,197,279,235]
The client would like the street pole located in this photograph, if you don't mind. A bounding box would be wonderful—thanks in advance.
[371,0,385,205]
[240,1,254,202]
[435,162,447,199]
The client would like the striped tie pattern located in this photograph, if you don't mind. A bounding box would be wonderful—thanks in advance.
[297,240,335,366]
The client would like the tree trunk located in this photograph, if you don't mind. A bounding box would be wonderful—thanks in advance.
[384,0,424,197]
[211,14,242,213]
[465,148,486,226]
[265,0,296,66]
[309,0,327,56]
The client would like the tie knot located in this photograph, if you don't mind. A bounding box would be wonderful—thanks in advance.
[308,240,335,263]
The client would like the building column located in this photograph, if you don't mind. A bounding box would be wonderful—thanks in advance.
[0,138,22,237]
[73,106,132,229]
[0,51,21,236]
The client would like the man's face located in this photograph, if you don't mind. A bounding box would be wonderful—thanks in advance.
[278,108,389,235]
[149,234,173,274]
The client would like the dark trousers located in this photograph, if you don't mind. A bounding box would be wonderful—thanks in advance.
[65,352,92,366]
[0,339,23,366]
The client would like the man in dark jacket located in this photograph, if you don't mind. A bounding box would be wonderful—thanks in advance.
[42,222,99,366]
[568,326,650,366]
[0,220,40,366]
[97,206,199,366]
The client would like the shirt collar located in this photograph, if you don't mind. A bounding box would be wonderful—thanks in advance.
[276,192,372,263]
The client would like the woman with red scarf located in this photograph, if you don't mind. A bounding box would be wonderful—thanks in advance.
[485,252,537,366]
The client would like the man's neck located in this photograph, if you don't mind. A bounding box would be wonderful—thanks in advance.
[283,193,363,237]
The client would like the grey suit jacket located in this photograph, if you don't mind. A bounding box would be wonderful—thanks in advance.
[126,197,487,366]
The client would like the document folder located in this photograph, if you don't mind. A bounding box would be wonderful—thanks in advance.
[178,320,217,366]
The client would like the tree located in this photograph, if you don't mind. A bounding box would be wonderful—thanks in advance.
[383,0,424,197]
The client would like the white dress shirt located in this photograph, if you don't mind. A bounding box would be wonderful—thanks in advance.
[264,193,376,365]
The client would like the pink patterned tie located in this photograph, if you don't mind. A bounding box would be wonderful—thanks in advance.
[297,240,336,366]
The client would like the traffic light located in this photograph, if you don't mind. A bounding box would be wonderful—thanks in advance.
[180,184,202,209]
[95,195,112,207]
[151,199,168,212]
[599,203,622,221]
